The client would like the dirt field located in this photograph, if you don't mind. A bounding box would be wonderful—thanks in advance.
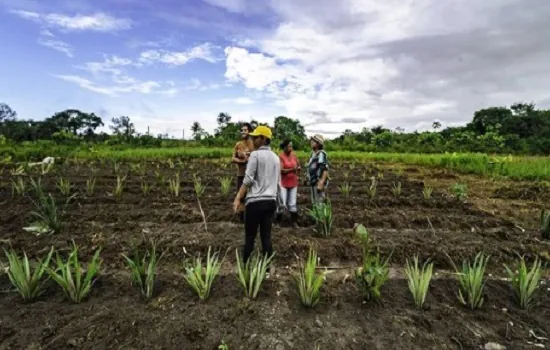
[1,159,549,349]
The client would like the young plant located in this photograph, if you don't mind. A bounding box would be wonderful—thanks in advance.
[365,178,377,199]
[307,201,333,237]
[349,162,356,171]
[377,171,384,180]
[167,158,175,169]
[40,162,54,175]
[504,257,542,309]
[404,256,434,309]
[26,185,73,235]
[113,175,126,197]
[342,171,350,180]
[391,181,402,197]
[338,182,352,198]
[455,253,490,309]
[422,186,433,200]
[451,182,468,201]
[183,247,222,300]
[218,341,229,350]
[219,176,232,197]
[86,177,96,196]
[193,174,207,198]
[46,245,102,303]
[56,177,73,196]
[168,173,180,198]
[122,244,162,299]
[11,177,26,197]
[235,250,274,299]
[113,161,121,175]
[4,248,54,301]
[140,178,152,196]
[294,248,326,307]
[540,209,550,239]
[154,170,165,186]
[353,224,391,301]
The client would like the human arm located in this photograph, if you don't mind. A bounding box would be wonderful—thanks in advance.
[316,152,329,191]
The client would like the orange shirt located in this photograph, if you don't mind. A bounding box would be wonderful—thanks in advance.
[234,139,254,176]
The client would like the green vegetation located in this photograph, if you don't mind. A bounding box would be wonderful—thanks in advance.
[504,257,543,309]
[183,247,223,301]
[122,244,162,299]
[454,253,490,310]
[404,256,434,309]
[4,248,53,301]
[294,247,325,308]
[46,245,102,303]
[235,251,274,300]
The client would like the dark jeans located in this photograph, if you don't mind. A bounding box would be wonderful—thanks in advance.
[243,200,276,263]
[236,176,245,222]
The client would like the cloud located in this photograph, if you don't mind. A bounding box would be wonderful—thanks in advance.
[139,43,222,65]
[53,74,169,96]
[36,29,73,57]
[10,10,132,31]
[219,97,255,105]
[222,0,550,132]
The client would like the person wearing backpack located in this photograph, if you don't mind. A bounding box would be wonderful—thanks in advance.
[307,134,329,204]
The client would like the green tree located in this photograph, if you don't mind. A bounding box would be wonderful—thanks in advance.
[468,107,512,134]
[0,103,16,122]
[273,116,307,149]
[110,116,135,137]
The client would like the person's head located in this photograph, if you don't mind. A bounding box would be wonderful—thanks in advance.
[240,123,253,140]
[310,134,325,150]
[248,125,272,148]
[280,139,293,154]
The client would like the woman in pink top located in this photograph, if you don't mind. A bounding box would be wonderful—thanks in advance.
[278,139,300,228]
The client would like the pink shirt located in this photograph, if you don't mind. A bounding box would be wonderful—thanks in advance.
[279,152,299,188]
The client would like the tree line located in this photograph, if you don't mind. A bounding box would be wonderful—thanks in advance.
[1,102,549,155]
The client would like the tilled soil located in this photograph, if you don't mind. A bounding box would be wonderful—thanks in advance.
[0,160,549,349]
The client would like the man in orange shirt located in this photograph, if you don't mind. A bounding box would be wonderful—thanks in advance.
[232,123,255,221]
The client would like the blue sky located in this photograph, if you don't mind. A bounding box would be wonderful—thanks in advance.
[1,0,549,138]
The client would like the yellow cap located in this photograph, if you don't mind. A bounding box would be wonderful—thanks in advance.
[249,125,272,139]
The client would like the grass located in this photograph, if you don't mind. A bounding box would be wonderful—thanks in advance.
[5,145,550,180]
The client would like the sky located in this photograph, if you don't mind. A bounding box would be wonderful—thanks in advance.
[0,0,549,138]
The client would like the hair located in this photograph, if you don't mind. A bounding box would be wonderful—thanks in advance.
[279,139,291,150]
[241,123,253,132]
[265,137,271,146]
[312,139,324,150]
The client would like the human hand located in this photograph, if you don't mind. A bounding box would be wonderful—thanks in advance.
[317,181,325,191]
[233,198,241,213]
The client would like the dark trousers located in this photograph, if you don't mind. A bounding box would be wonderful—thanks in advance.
[236,176,245,222]
[243,200,276,263]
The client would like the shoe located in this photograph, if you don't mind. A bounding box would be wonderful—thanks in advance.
[290,212,299,228]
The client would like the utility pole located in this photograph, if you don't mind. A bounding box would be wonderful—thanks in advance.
[182,129,185,140]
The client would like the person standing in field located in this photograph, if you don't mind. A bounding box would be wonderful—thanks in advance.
[277,139,300,228]
[232,123,255,221]
[233,125,280,263]
[307,134,329,204]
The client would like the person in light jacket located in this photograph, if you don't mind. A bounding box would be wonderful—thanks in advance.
[233,125,280,263]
